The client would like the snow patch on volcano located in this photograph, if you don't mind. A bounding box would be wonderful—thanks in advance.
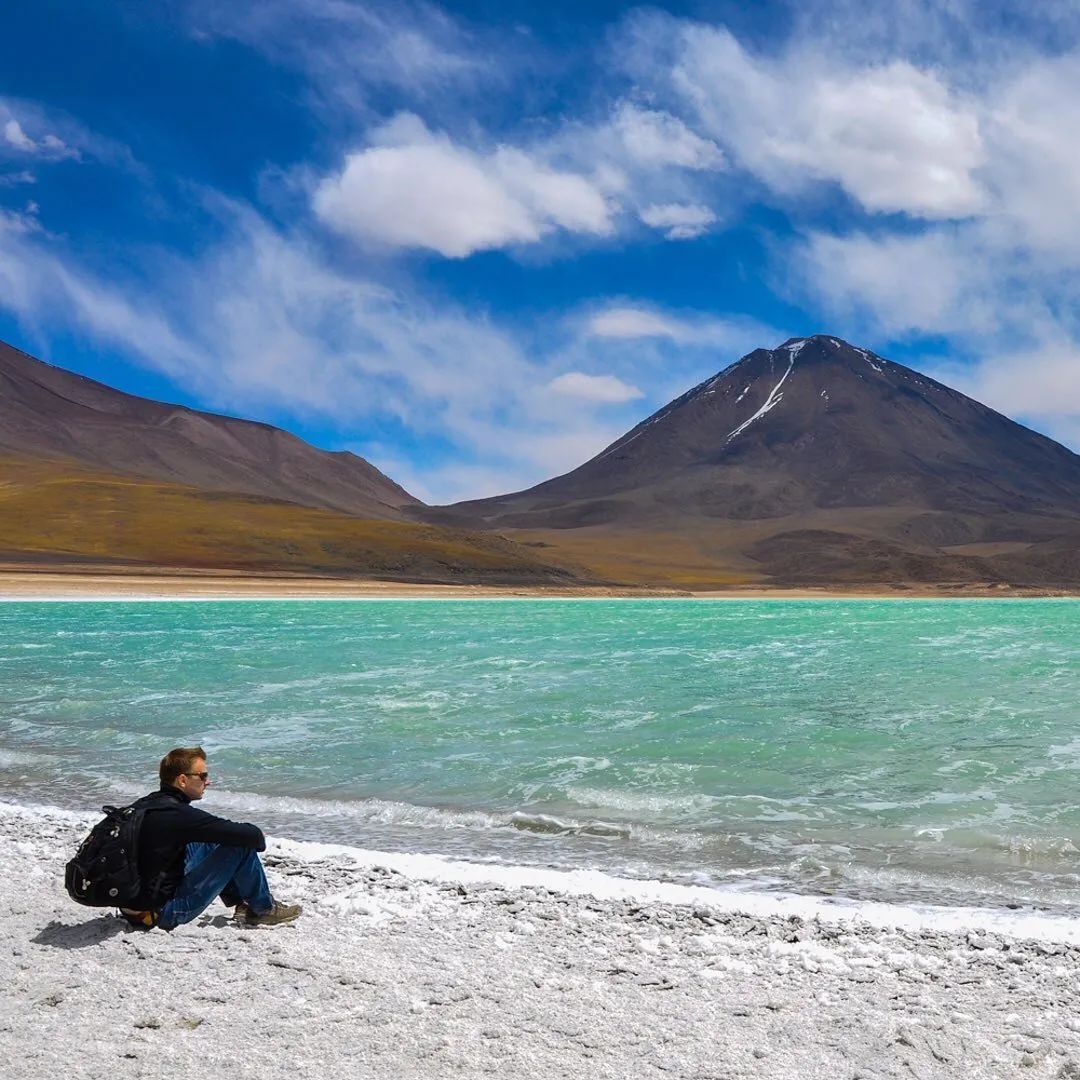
[726,341,803,441]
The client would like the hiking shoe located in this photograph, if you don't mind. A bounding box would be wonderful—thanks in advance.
[237,899,301,927]
[232,902,251,924]
[120,908,158,929]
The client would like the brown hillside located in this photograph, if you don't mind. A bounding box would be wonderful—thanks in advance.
[0,456,585,585]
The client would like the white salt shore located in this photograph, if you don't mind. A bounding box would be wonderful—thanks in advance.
[4,802,1080,1079]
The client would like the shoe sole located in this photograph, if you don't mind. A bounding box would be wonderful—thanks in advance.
[237,909,301,927]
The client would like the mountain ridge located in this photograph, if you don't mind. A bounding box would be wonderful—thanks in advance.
[0,339,420,520]
[431,335,1080,586]
[0,339,588,585]
[5,333,1080,588]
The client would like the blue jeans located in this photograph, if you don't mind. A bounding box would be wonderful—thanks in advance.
[157,842,273,931]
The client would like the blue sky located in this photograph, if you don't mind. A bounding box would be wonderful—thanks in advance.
[3,1,1080,502]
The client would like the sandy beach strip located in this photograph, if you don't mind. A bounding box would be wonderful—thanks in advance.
[4,801,1080,1079]
[0,566,1065,601]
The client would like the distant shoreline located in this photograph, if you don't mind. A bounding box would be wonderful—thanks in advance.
[0,565,1073,600]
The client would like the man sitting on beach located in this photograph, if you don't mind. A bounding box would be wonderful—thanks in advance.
[120,746,301,930]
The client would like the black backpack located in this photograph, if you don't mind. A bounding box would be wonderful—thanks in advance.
[65,801,156,908]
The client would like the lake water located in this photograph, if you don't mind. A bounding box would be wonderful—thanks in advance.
[2,598,1078,917]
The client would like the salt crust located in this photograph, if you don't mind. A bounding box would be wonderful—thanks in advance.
[4,801,1080,1080]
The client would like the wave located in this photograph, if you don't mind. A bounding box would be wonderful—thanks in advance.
[510,812,630,839]
[936,828,1080,861]
[107,782,639,841]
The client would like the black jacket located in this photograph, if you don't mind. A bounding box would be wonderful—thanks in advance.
[133,786,266,908]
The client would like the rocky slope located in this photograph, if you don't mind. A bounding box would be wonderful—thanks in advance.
[0,340,419,520]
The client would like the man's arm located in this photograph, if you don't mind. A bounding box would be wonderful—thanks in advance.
[180,805,267,850]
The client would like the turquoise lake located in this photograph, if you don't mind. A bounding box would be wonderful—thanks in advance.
[2,599,1079,914]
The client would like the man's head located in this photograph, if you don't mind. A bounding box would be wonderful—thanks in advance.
[159,746,211,801]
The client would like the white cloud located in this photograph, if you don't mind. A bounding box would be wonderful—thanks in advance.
[524,101,734,248]
[3,120,35,152]
[0,207,41,235]
[0,170,36,187]
[585,304,768,343]
[1,111,78,161]
[794,229,1003,338]
[923,339,1080,454]
[314,142,540,257]
[612,103,725,171]
[668,28,986,219]
[491,148,612,235]
[639,202,716,239]
[547,372,644,403]
[313,115,613,257]
[588,306,690,340]
[983,54,1080,258]
[933,342,1080,420]
[0,98,140,173]
[789,223,1080,454]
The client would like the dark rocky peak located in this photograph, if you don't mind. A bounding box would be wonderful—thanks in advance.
[446,333,1080,528]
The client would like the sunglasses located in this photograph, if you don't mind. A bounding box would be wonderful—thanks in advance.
[183,771,210,782]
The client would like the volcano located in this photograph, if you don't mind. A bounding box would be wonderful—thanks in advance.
[436,336,1080,587]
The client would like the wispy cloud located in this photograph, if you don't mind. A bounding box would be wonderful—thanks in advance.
[0,103,80,162]
[0,97,145,178]
[187,0,496,118]
[547,372,643,403]
[585,304,770,348]
[610,102,726,172]
[0,195,760,500]
[0,170,36,187]
[638,202,716,240]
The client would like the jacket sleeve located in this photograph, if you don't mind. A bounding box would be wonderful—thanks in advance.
[179,806,267,851]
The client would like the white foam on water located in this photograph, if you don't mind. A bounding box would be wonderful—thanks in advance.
[547,755,613,773]
[269,826,1080,946]
[7,797,1080,944]
[0,750,44,767]
[566,785,721,815]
